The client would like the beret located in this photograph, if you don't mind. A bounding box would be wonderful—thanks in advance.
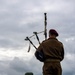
[49,29,59,37]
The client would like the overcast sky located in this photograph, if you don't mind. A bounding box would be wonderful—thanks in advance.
[0,0,75,75]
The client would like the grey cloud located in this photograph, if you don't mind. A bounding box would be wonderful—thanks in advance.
[0,0,75,54]
[0,56,75,75]
[62,59,75,75]
[0,0,75,75]
[0,57,43,75]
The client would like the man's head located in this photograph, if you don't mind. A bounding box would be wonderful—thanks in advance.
[49,29,59,37]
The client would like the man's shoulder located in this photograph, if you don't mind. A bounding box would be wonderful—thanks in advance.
[57,40,63,46]
[42,39,49,43]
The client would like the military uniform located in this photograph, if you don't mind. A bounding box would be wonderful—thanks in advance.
[35,29,64,75]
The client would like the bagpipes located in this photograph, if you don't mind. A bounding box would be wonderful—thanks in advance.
[25,13,47,52]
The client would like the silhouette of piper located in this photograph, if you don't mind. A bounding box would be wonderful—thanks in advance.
[35,29,64,75]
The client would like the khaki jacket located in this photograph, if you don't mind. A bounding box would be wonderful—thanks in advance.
[37,37,64,61]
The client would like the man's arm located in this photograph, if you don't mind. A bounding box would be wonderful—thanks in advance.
[60,44,64,61]
[35,43,45,62]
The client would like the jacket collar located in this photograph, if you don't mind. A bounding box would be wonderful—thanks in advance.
[48,37,58,40]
